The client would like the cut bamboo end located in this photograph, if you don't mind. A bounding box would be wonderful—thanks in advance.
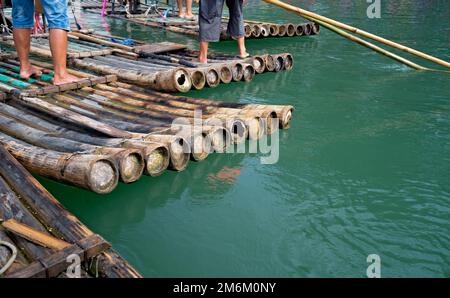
[260,25,271,37]
[231,62,244,81]
[217,65,233,84]
[303,23,312,36]
[113,149,145,184]
[278,106,295,129]
[121,140,170,177]
[170,68,192,93]
[286,23,296,36]
[242,64,256,82]
[272,55,285,72]
[264,55,276,72]
[251,56,267,74]
[187,69,206,90]
[251,24,262,38]
[278,24,287,36]
[244,24,253,38]
[295,24,304,36]
[82,156,119,194]
[312,23,321,35]
[144,135,190,172]
[269,24,279,36]
[144,145,170,176]
[204,68,220,88]
[281,53,294,70]
[227,118,248,144]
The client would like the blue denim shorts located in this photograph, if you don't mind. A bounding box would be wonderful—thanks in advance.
[12,0,70,31]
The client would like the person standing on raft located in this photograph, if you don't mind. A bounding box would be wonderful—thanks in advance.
[11,0,79,85]
[198,0,249,64]
[176,0,195,19]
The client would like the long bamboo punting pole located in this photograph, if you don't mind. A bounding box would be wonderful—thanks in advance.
[263,0,450,69]
[8,98,191,171]
[300,17,429,71]
[0,146,141,278]
[0,134,118,194]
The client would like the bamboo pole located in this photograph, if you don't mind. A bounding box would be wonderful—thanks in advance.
[0,113,144,183]
[263,0,450,69]
[302,16,429,71]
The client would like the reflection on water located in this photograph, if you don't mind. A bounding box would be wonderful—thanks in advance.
[37,0,450,277]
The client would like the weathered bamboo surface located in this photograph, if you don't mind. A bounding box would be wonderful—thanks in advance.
[0,31,293,93]
[82,2,320,40]
[0,54,293,193]
[67,32,293,92]
[0,145,141,278]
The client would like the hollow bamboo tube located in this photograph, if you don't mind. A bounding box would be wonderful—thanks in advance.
[0,102,170,177]
[286,23,296,37]
[302,23,312,36]
[264,0,450,69]
[214,64,233,84]
[0,113,144,183]
[269,24,279,36]
[30,93,197,167]
[242,63,256,82]
[295,24,304,36]
[249,56,267,74]
[71,58,193,92]
[186,69,206,90]
[0,134,119,194]
[0,146,141,277]
[260,25,271,37]
[251,24,262,38]
[244,24,252,38]
[311,22,320,35]
[277,24,287,36]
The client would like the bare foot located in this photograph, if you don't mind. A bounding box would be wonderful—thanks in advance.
[20,65,42,79]
[52,73,81,85]
[185,13,195,20]
[238,52,250,59]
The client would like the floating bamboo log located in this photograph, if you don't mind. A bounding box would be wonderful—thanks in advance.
[1,100,171,176]
[0,112,144,183]
[0,133,118,194]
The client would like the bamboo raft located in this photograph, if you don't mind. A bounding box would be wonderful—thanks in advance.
[81,1,320,40]
[0,145,141,278]
[0,54,294,194]
[0,31,294,93]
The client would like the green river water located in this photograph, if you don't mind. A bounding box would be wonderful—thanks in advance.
[37,0,449,277]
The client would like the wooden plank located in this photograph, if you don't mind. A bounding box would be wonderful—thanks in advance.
[133,42,188,55]
[2,219,71,251]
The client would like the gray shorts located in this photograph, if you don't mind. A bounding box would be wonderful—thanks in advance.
[199,0,244,42]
